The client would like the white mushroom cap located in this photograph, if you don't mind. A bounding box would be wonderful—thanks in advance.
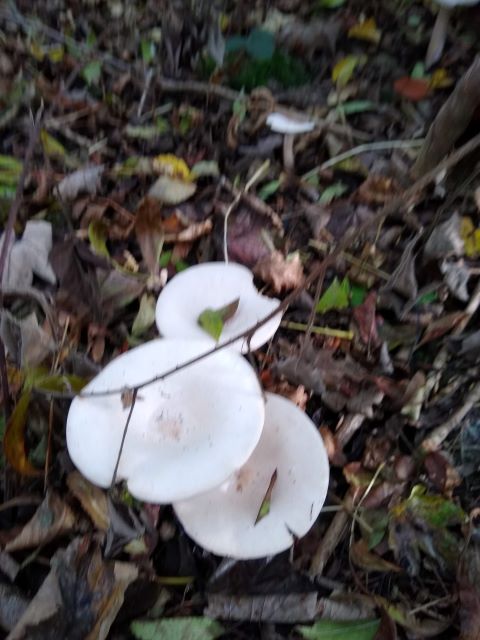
[266,112,316,135]
[173,392,330,559]
[155,262,282,353]
[67,338,265,503]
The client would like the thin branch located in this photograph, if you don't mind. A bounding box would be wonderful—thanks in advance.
[110,388,138,488]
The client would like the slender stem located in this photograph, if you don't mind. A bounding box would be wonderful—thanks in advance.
[281,321,354,340]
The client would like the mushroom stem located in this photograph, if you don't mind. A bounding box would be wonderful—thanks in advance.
[283,134,295,172]
[425,6,451,69]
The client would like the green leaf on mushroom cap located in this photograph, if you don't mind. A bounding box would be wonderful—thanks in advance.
[198,298,240,341]
[255,468,277,525]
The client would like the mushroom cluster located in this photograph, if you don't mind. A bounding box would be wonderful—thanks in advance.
[67,261,329,558]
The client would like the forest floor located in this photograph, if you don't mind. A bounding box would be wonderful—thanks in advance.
[1,1,480,638]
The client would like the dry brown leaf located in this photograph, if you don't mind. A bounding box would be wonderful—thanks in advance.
[254,251,305,293]
[5,491,76,552]
[67,471,110,532]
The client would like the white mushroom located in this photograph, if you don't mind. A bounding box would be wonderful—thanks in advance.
[155,262,282,353]
[266,112,316,171]
[173,392,330,559]
[425,0,479,68]
[66,338,265,503]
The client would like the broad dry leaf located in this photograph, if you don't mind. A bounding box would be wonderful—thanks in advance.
[8,537,138,640]
[56,165,104,201]
[254,251,304,293]
[67,471,110,532]
[5,491,75,552]
[423,212,464,260]
[148,175,196,205]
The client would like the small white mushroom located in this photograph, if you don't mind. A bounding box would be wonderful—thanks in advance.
[155,262,282,353]
[266,112,316,171]
[66,338,265,503]
[173,392,330,559]
[425,0,479,68]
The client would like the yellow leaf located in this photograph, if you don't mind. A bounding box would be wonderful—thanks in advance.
[461,216,480,258]
[29,40,45,61]
[348,17,381,45]
[47,44,65,63]
[40,129,66,158]
[429,68,454,90]
[152,154,192,181]
[332,55,366,88]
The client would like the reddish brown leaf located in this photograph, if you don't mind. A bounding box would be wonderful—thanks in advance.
[394,77,430,101]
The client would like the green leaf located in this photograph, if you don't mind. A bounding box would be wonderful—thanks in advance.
[88,220,110,258]
[255,469,277,524]
[132,294,156,337]
[0,155,23,173]
[225,34,248,54]
[316,277,350,313]
[350,284,367,307]
[131,617,224,640]
[296,618,380,640]
[317,0,346,7]
[335,100,375,116]
[141,39,156,65]
[319,182,348,204]
[40,129,66,159]
[232,94,247,121]
[190,160,220,180]
[245,29,275,61]
[411,61,426,79]
[258,179,280,201]
[82,60,102,85]
[198,298,240,341]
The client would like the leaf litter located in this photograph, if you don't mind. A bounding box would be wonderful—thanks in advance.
[0,0,479,638]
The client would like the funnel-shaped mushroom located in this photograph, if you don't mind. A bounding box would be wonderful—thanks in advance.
[425,0,479,68]
[155,262,282,353]
[67,339,265,503]
[173,392,329,559]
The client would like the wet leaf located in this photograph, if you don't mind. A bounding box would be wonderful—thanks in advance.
[131,617,224,640]
[82,60,102,85]
[40,129,66,159]
[297,618,380,640]
[255,469,278,524]
[3,390,41,476]
[460,216,480,258]
[148,175,196,205]
[316,277,350,313]
[88,220,110,258]
[320,182,348,203]
[424,213,464,260]
[132,293,156,337]
[67,471,110,531]
[153,154,192,180]
[332,55,364,87]
[190,160,220,179]
[9,538,138,639]
[198,298,240,341]
[393,77,430,101]
[254,251,305,293]
[5,491,76,552]
[56,165,104,201]
[351,539,400,573]
[348,18,381,45]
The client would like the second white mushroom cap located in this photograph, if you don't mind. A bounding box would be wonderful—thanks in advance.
[173,392,329,559]
[155,262,282,352]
